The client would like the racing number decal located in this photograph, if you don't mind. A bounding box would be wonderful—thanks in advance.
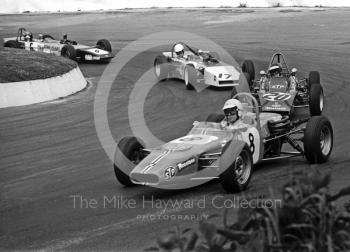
[263,92,291,101]
[248,133,255,154]
[164,167,176,180]
[241,128,260,163]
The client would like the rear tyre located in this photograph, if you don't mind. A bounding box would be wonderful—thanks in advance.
[4,40,20,48]
[309,83,324,116]
[154,56,168,81]
[61,44,76,61]
[308,71,320,88]
[304,116,333,164]
[96,39,112,52]
[220,146,253,193]
[206,113,225,122]
[114,137,145,186]
[241,60,255,87]
[184,65,194,90]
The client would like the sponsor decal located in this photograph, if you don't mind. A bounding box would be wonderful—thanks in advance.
[263,92,291,101]
[164,167,176,180]
[265,106,287,111]
[177,157,196,171]
[271,84,285,89]
[85,55,93,60]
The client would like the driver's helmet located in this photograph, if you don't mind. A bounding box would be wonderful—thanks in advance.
[222,99,243,124]
[24,31,33,41]
[268,63,282,76]
[174,44,185,57]
[38,34,44,41]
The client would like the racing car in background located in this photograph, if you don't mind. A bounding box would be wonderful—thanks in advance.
[153,42,253,90]
[3,28,114,62]
[238,52,324,116]
[113,93,333,193]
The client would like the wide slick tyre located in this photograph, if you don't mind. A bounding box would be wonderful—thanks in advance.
[61,44,76,61]
[114,137,145,186]
[154,56,169,81]
[308,71,320,89]
[309,83,324,116]
[96,39,112,52]
[220,146,253,193]
[241,60,255,87]
[304,116,333,164]
[184,65,195,90]
[3,40,20,48]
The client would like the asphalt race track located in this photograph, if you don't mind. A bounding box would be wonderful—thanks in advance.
[1,8,350,251]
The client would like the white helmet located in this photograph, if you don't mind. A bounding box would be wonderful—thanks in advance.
[174,44,184,53]
[222,99,243,122]
[222,99,243,111]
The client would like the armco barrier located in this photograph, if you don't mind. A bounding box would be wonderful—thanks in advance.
[0,67,87,108]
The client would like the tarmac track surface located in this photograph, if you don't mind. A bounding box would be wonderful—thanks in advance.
[1,8,350,251]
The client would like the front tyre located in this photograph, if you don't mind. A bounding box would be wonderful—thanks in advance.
[154,56,168,81]
[184,65,194,90]
[308,71,320,89]
[220,146,253,193]
[114,137,145,186]
[309,83,324,116]
[96,39,112,52]
[241,60,255,87]
[61,44,76,61]
[304,116,333,164]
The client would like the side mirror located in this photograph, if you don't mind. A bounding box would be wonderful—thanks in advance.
[260,70,266,76]
[291,68,297,75]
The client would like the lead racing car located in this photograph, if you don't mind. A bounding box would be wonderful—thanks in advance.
[113,93,333,192]
[239,52,324,116]
[3,28,115,62]
[154,42,248,90]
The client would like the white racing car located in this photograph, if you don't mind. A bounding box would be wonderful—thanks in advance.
[154,42,250,90]
[3,28,114,62]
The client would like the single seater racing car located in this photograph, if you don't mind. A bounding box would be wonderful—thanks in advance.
[113,93,333,192]
[3,28,115,62]
[153,42,246,90]
[238,52,324,116]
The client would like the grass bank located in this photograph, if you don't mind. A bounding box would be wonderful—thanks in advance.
[0,47,77,83]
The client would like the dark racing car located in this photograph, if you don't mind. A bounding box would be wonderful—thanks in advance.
[237,52,324,116]
[3,28,114,62]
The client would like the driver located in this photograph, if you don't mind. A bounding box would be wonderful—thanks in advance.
[268,64,282,77]
[222,99,243,127]
[61,34,68,44]
[24,31,33,41]
[174,44,186,59]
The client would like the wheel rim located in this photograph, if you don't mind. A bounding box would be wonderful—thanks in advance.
[130,150,142,165]
[155,61,161,77]
[234,151,251,185]
[319,90,324,112]
[320,125,332,156]
[184,67,189,85]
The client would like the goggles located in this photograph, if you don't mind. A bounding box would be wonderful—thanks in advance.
[224,106,238,116]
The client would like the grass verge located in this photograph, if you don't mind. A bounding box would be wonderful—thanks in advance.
[0,47,77,83]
